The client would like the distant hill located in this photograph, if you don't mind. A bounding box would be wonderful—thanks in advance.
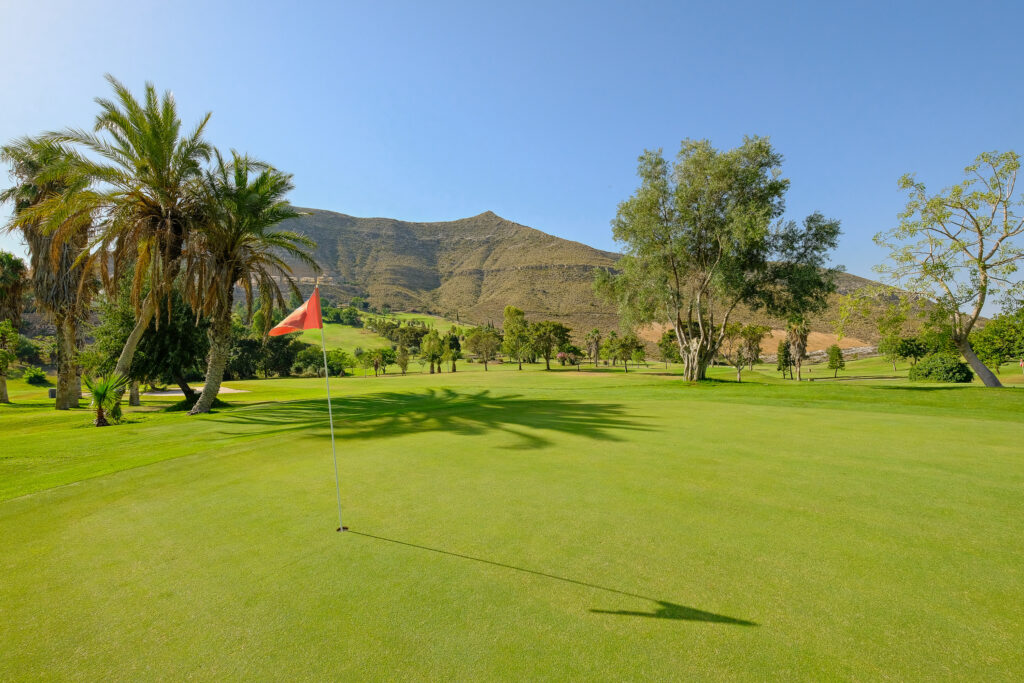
[281,208,622,333]
[280,207,888,346]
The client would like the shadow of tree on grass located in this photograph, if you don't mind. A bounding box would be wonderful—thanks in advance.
[215,388,649,449]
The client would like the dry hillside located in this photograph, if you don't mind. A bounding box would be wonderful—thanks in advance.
[281,207,890,345]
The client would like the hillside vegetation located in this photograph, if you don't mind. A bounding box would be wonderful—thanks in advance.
[280,208,886,345]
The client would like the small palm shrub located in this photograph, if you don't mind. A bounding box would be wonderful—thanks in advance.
[908,353,973,383]
[22,366,48,385]
[83,374,130,426]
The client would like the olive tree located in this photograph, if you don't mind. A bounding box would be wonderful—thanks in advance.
[875,150,1024,387]
[598,137,840,380]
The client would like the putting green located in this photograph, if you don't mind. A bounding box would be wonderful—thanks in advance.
[2,366,1022,679]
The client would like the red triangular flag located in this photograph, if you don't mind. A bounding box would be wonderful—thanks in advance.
[268,287,322,336]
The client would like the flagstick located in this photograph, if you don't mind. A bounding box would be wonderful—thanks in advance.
[317,289,346,533]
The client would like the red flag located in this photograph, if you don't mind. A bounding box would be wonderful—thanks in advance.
[269,287,322,336]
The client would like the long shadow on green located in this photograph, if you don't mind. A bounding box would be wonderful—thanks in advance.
[215,388,649,449]
[349,530,756,625]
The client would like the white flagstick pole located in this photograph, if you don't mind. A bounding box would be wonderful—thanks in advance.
[316,285,346,532]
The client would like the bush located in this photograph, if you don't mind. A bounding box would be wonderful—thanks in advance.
[22,366,49,385]
[908,352,973,383]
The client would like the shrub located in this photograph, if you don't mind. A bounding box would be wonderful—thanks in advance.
[22,366,49,385]
[908,352,973,383]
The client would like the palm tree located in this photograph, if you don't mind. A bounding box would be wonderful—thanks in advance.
[16,76,212,391]
[585,328,602,366]
[0,251,27,328]
[183,151,314,414]
[0,319,17,403]
[786,317,810,381]
[1,137,95,409]
[83,374,130,426]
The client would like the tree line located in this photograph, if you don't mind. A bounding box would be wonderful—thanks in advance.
[1,75,317,419]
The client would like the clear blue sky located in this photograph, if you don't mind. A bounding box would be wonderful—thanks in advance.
[1,0,1021,282]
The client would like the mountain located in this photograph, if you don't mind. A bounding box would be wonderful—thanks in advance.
[281,207,885,347]
[281,208,622,332]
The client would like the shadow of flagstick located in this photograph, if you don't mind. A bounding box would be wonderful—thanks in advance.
[347,530,757,626]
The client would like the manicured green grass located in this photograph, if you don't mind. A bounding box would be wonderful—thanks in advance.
[2,366,1023,679]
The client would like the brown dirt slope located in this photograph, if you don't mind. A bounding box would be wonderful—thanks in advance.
[281,207,890,343]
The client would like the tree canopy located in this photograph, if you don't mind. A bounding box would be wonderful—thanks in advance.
[875,150,1024,387]
[598,136,840,380]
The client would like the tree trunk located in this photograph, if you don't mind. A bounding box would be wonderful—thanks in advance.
[112,295,156,399]
[129,381,141,406]
[736,367,742,382]
[189,304,233,415]
[545,356,550,371]
[174,375,197,402]
[483,359,488,371]
[518,358,522,370]
[429,362,434,374]
[0,376,8,403]
[94,406,108,427]
[451,359,456,372]
[55,315,80,410]
[956,337,1003,388]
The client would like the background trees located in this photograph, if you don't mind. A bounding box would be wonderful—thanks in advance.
[465,326,501,370]
[776,340,793,379]
[0,252,27,329]
[530,320,570,370]
[786,317,810,381]
[585,328,603,366]
[720,323,768,381]
[875,150,1024,387]
[827,344,845,378]
[36,76,213,393]
[0,319,16,403]
[970,306,1024,373]
[598,137,840,381]
[501,306,530,369]
[1,138,95,409]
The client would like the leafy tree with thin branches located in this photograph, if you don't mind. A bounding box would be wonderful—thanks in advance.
[598,137,840,381]
[465,326,501,370]
[501,306,530,370]
[875,150,1024,387]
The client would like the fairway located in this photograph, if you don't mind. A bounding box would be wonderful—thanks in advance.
[2,367,1023,680]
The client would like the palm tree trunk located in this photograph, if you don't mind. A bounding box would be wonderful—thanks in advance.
[189,301,233,415]
[55,315,79,410]
[112,295,156,397]
[95,405,108,427]
[0,376,8,403]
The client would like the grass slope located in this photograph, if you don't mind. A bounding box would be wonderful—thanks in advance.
[2,365,1023,679]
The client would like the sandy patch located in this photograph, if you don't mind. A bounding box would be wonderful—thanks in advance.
[638,323,869,354]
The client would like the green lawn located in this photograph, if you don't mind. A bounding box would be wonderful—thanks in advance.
[2,365,1023,679]
[298,312,457,357]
